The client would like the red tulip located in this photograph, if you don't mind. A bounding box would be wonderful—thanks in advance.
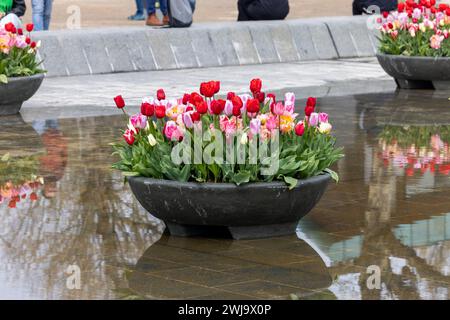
[17,28,23,35]
[190,92,204,105]
[231,95,243,109]
[156,89,166,101]
[306,97,316,107]
[185,105,194,112]
[382,11,389,18]
[200,81,215,98]
[191,111,201,122]
[250,78,262,93]
[123,129,135,145]
[255,91,265,103]
[304,105,314,117]
[30,192,38,201]
[246,98,260,113]
[155,105,166,118]
[295,122,305,136]
[232,104,241,117]
[30,42,37,49]
[213,81,220,94]
[398,2,405,11]
[182,93,190,105]
[227,92,236,100]
[210,99,225,115]
[196,101,208,114]
[141,102,154,116]
[8,200,16,209]
[26,23,34,32]
[25,37,31,45]
[114,95,125,109]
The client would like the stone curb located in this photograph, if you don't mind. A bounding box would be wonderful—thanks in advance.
[34,16,379,78]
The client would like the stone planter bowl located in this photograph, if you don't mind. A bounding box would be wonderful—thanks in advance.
[128,173,331,240]
[0,74,45,115]
[376,53,450,90]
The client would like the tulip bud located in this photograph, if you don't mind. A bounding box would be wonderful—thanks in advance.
[240,132,248,145]
[295,122,305,136]
[148,134,157,146]
[114,95,125,109]
[156,89,166,101]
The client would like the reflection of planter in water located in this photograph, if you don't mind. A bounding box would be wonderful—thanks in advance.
[128,174,331,240]
[0,74,45,115]
[0,114,44,157]
[376,54,450,90]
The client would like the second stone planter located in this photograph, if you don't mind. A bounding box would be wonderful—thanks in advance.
[376,54,450,90]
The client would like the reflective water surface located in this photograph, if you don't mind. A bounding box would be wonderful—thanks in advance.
[0,91,450,300]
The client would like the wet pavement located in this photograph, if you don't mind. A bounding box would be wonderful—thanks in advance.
[0,90,450,299]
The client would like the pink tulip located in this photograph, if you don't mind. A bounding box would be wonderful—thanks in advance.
[318,112,329,123]
[284,92,295,113]
[272,102,285,115]
[130,114,147,129]
[309,112,319,127]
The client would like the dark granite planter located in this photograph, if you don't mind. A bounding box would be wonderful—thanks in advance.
[128,173,331,240]
[0,74,45,115]
[376,53,450,90]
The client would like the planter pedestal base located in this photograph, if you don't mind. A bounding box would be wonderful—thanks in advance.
[395,79,450,90]
[165,222,298,240]
[0,103,22,116]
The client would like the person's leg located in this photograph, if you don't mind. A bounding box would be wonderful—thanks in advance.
[135,0,144,15]
[159,0,168,16]
[128,0,145,20]
[43,0,53,30]
[146,0,162,26]
[147,0,156,14]
[0,13,22,29]
[31,0,45,31]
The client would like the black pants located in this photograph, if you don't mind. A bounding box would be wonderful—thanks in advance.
[237,0,289,21]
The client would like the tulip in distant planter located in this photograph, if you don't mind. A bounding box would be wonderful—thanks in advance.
[111,79,343,240]
[377,1,450,89]
[0,23,45,115]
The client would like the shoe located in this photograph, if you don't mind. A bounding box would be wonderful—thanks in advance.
[128,13,145,21]
[162,15,170,25]
[146,13,162,26]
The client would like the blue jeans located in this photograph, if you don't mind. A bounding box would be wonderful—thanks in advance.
[32,0,53,31]
[136,0,168,16]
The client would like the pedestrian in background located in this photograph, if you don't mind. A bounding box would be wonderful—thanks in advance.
[128,0,169,26]
[237,0,289,21]
[31,0,53,30]
[0,0,25,28]
[128,0,146,21]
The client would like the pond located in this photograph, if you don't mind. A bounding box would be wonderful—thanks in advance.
[0,90,449,299]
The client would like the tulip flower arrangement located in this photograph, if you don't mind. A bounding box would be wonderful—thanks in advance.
[0,22,44,84]
[0,153,44,208]
[111,79,343,188]
[378,0,450,56]
[379,125,450,176]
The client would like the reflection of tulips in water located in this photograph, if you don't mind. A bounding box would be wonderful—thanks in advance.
[378,126,450,177]
[0,179,44,208]
[0,153,45,208]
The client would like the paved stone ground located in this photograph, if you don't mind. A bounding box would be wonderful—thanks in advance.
[22,58,394,121]
[22,0,353,29]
